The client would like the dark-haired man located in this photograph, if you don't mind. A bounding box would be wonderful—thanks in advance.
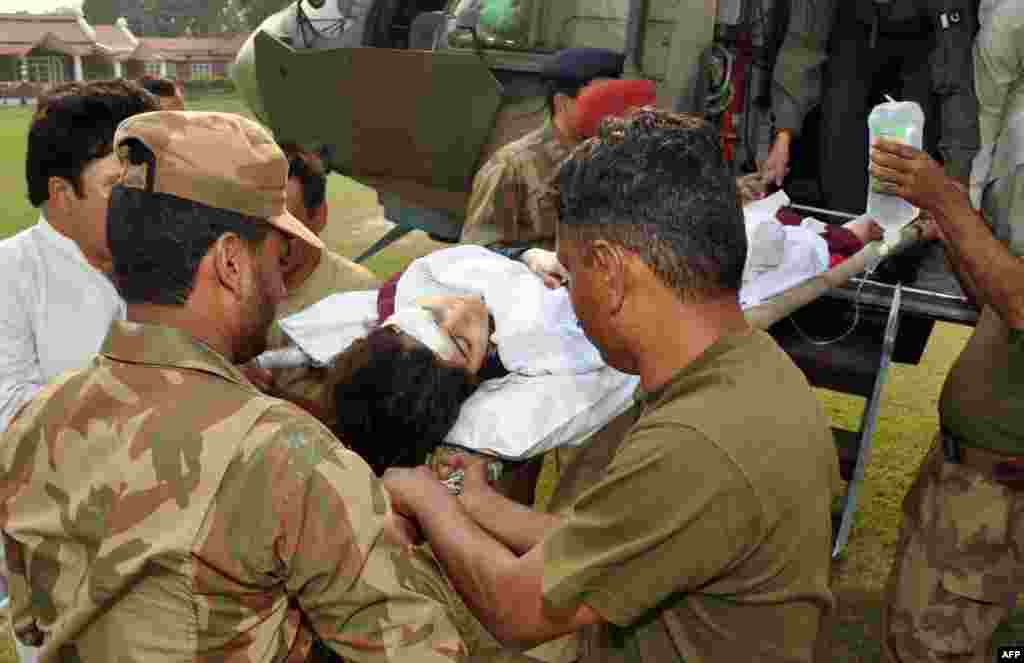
[137,75,185,111]
[460,47,624,254]
[0,79,158,432]
[257,143,379,425]
[460,48,769,260]
[0,111,473,662]
[384,109,840,662]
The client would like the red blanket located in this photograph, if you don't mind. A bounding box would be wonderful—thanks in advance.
[376,270,404,322]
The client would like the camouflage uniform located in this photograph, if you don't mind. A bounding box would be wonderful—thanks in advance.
[882,3,1024,660]
[460,120,570,252]
[460,48,627,253]
[461,123,771,250]
[0,320,475,662]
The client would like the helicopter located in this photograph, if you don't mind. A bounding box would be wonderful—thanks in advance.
[231,0,732,260]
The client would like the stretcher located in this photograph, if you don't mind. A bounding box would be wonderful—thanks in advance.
[750,205,977,557]
[263,209,977,557]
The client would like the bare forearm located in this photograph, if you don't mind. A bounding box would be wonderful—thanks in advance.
[932,194,1024,327]
[462,486,561,555]
[414,496,532,645]
[941,242,985,310]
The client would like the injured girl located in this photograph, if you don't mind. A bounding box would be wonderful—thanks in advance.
[271,206,884,485]
[305,243,609,479]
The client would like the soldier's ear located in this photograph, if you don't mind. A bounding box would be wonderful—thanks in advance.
[47,175,77,210]
[589,240,626,316]
[210,232,252,299]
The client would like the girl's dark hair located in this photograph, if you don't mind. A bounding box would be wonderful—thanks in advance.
[331,327,478,475]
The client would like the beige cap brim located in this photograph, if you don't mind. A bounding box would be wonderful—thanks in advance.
[268,208,325,250]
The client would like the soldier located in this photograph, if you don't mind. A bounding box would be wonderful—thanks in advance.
[762,0,979,204]
[250,143,380,426]
[460,46,625,256]
[871,1,1024,660]
[818,0,980,214]
[0,111,473,662]
[384,109,840,662]
[760,0,840,187]
[461,47,771,266]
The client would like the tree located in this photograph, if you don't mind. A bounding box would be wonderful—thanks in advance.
[236,0,292,30]
[188,0,249,36]
[81,0,120,25]
[214,0,252,34]
[131,0,247,37]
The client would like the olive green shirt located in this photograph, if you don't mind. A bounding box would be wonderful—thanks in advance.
[541,329,839,663]
[0,320,466,661]
[938,4,1024,455]
[460,120,569,251]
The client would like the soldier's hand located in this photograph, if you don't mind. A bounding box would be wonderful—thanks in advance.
[444,452,497,508]
[385,511,424,547]
[761,132,792,188]
[915,211,947,243]
[521,249,570,289]
[735,172,767,206]
[869,138,963,212]
[843,216,885,243]
[382,465,454,521]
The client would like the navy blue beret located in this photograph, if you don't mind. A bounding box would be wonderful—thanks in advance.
[540,48,626,83]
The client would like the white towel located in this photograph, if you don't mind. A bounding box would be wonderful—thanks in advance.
[742,190,790,281]
[277,290,378,366]
[394,245,605,375]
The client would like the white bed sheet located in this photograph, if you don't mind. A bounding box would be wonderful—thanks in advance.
[279,236,829,460]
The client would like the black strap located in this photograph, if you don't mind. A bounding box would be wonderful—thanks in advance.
[486,243,533,262]
[768,0,792,68]
[941,428,963,463]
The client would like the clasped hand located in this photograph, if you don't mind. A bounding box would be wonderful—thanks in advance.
[868,138,958,212]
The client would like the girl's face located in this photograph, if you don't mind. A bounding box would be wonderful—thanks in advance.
[415,294,492,375]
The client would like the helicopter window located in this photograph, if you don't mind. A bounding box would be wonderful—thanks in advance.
[448,0,535,50]
[369,0,450,48]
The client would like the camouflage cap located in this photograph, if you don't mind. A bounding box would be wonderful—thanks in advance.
[113,111,324,249]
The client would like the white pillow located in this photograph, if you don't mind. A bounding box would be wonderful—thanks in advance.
[443,368,641,460]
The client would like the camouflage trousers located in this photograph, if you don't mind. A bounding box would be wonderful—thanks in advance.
[882,433,1024,662]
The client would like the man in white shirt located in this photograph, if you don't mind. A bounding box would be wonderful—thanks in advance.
[0,80,157,663]
[0,80,158,432]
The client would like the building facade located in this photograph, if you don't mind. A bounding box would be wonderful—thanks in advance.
[0,10,244,102]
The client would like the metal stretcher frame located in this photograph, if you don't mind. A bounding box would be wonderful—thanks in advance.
[772,204,941,557]
[356,200,938,557]
[829,283,902,558]
[762,202,905,557]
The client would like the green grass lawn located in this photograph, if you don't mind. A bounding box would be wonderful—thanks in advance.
[0,90,1020,662]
